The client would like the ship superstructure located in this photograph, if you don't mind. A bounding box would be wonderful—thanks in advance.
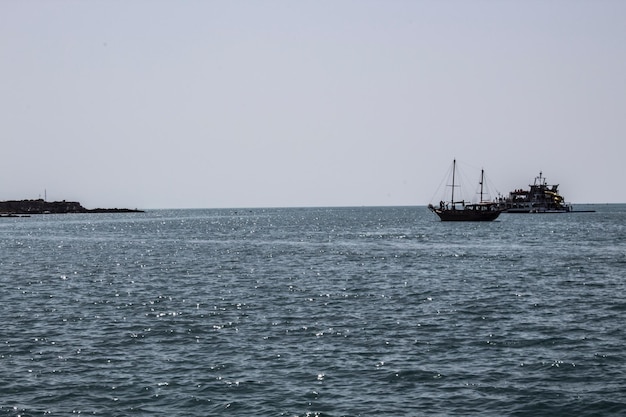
[498,172,571,213]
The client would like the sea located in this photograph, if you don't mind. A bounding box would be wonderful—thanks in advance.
[1,205,624,416]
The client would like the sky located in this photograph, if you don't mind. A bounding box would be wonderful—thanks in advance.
[2,1,625,209]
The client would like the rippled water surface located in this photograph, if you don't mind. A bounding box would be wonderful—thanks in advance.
[1,205,625,416]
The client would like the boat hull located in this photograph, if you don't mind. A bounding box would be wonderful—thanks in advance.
[435,210,501,221]
[428,205,501,221]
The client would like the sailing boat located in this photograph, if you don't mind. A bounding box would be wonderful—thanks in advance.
[428,159,502,221]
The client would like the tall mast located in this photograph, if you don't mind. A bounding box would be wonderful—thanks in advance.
[480,169,484,202]
[451,159,456,205]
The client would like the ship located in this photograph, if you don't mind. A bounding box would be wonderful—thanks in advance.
[498,172,572,213]
[0,199,144,215]
[428,159,502,221]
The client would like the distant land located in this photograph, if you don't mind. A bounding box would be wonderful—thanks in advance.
[0,199,144,215]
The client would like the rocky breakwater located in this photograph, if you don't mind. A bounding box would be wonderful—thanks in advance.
[0,199,144,215]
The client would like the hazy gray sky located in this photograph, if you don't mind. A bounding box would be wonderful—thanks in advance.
[2,1,625,209]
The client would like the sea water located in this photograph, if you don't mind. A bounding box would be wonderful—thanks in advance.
[0,205,624,416]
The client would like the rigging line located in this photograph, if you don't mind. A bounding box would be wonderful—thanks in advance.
[428,160,455,204]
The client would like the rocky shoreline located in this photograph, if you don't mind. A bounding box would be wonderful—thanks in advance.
[0,199,144,215]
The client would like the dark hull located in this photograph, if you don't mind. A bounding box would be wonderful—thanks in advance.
[429,206,501,221]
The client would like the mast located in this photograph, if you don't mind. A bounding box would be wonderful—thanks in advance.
[479,169,484,202]
[451,159,456,206]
